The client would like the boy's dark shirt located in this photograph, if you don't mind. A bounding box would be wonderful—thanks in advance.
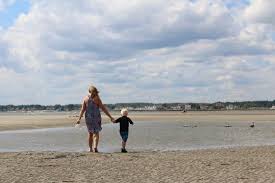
[115,116,133,132]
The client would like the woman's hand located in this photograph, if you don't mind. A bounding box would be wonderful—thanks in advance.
[111,117,115,123]
[76,119,80,124]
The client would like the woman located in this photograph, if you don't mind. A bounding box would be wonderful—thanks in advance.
[76,85,114,152]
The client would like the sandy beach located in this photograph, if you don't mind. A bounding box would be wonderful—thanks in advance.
[1,111,275,182]
[1,146,275,182]
[1,110,275,131]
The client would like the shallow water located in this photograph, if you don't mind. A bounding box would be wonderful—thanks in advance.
[1,121,275,152]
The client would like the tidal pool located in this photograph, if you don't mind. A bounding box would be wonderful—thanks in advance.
[1,121,275,152]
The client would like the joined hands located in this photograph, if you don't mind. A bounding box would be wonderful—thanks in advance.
[111,117,115,123]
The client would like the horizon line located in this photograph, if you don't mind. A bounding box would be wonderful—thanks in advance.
[1,100,275,106]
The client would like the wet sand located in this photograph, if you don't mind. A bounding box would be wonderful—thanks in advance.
[1,146,275,182]
[1,111,275,182]
[1,110,275,131]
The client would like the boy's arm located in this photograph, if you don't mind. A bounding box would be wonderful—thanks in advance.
[114,117,121,123]
[128,117,134,125]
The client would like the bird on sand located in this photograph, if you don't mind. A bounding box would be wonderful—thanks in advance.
[224,123,232,127]
[250,122,255,128]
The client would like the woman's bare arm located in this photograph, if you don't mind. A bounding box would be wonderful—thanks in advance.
[76,99,87,123]
[95,96,114,121]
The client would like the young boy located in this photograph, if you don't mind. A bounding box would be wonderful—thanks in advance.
[113,108,134,153]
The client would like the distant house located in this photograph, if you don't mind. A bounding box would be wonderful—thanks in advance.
[199,105,209,110]
[171,105,182,111]
[127,107,135,110]
[213,102,225,109]
[226,104,239,110]
[184,104,192,111]
[270,106,275,110]
[144,105,157,111]
[226,104,234,110]
[215,102,224,107]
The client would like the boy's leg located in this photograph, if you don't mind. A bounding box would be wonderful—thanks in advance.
[88,132,93,152]
[122,140,126,149]
[93,133,99,152]
[120,131,128,152]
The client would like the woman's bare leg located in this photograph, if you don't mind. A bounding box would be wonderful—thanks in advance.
[88,132,94,152]
[93,133,99,152]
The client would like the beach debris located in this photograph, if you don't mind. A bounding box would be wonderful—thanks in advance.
[182,124,198,128]
[62,180,74,182]
[237,177,249,180]
[224,124,232,127]
[37,164,59,167]
[220,162,230,166]
[250,122,255,128]
[44,154,67,160]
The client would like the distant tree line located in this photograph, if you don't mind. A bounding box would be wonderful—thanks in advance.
[0,104,81,112]
[224,101,275,109]
[0,100,275,112]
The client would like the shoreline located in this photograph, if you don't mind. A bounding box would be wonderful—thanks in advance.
[1,110,275,131]
[1,145,275,182]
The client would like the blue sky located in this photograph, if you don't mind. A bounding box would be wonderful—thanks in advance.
[0,0,275,105]
[0,0,30,28]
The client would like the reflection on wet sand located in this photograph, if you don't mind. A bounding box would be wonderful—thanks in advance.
[1,121,275,153]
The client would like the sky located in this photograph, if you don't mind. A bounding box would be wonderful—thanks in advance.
[0,0,275,105]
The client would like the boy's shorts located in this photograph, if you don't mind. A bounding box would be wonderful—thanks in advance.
[120,131,129,142]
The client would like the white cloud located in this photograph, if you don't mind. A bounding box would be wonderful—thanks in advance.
[244,0,275,25]
[4,0,239,63]
[0,0,275,104]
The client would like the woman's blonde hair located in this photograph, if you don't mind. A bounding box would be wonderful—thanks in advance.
[88,85,99,98]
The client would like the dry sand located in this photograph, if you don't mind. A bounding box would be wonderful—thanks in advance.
[1,146,275,183]
[1,110,275,131]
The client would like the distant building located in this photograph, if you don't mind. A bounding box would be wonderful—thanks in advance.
[199,105,209,110]
[127,107,135,110]
[213,102,225,109]
[215,102,224,107]
[184,104,192,110]
[144,105,157,111]
[270,106,275,110]
[226,104,234,110]
[171,105,182,111]
[226,104,239,110]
